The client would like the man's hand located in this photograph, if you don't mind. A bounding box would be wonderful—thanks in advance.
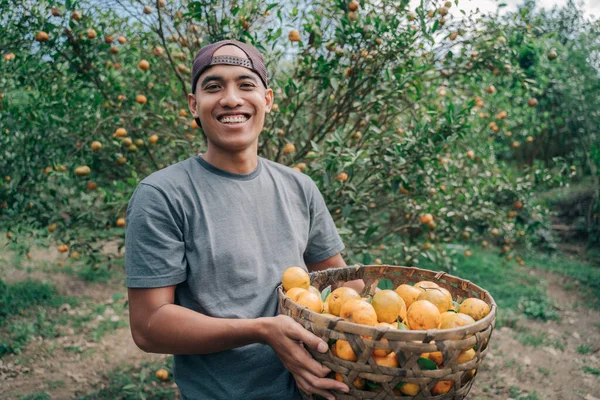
[261,315,350,400]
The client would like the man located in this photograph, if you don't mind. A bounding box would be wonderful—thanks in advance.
[125,39,359,400]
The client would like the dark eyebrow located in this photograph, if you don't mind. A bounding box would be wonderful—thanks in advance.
[200,74,258,87]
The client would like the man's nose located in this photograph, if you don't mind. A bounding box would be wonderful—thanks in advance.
[219,86,244,108]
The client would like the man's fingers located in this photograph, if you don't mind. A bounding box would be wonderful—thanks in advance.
[295,375,342,400]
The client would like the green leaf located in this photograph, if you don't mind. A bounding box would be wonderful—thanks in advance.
[418,357,438,370]
[321,285,331,302]
[366,380,382,388]
[377,278,394,290]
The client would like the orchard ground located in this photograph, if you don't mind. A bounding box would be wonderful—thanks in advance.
[1,237,599,400]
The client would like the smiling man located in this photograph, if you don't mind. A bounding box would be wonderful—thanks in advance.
[125,40,352,400]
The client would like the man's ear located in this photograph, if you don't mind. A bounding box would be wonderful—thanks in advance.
[187,92,198,118]
[264,88,274,113]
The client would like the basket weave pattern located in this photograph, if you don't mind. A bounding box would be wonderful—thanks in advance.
[277,265,497,400]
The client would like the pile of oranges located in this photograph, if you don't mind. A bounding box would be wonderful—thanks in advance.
[281,266,492,396]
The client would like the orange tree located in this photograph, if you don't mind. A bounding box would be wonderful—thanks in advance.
[0,0,584,272]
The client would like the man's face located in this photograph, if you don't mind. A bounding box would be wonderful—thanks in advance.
[188,46,273,154]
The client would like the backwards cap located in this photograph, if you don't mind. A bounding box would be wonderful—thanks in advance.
[191,39,268,94]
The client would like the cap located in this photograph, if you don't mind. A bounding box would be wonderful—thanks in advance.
[191,39,268,94]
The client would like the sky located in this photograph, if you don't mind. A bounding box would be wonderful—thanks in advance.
[422,0,599,19]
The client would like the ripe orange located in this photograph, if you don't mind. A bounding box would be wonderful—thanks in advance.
[419,213,433,224]
[114,128,127,137]
[348,0,359,11]
[178,109,188,117]
[136,94,147,104]
[373,351,398,368]
[527,98,538,107]
[105,35,114,43]
[143,5,153,14]
[71,11,82,21]
[406,300,441,330]
[439,312,475,329]
[372,290,406,323]
[91,141,102,150]
[191,119,200,129]
[327,287,361,316]
[148,134,159,144]
[86,29,97,39]
[285,287,307,302]
[395,284,422,309]
[337,172,348,181]
[399,382,420,395]
[282,266,310,291]
[414,280,439,291]
[153,46,164,56]
[86,181,97,191]
[335,372,365,389]
[283,143,295,154]
[155,368,169,381]
[35,31,50,42]
[417,288,452,314]
[459,298,490,321]
[341,299,378,326]
[118,35,127,44]
[373,322,395,356]
[457,348,476,364]
[138,60,150,71]
[58,244,69,253]
[335,339,358,361]
[295,291,323,313]
[431,380,453,395]
[288,29,301,42]
[75,166,91,176]
[116,217,126,227]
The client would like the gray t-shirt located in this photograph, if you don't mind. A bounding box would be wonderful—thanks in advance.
[125,155,344,400]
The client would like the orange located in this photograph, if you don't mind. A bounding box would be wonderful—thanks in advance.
[431,380,453,395]
[440,312,475,329]
[336,340,357,361]
[399,382,420,395]
[282,266,310,291]
[308,285,321,298]
[285,287,307,302]
[327,287,361,316]
[414,280,439,291]
[373,352,398,368]
[341,299,378,326]
[373,322,395,356]
[288,29,301,42]
[148,134,159,144]
[459,298,491,321]
[335,372,365,389]
[395,284,421,309]
[417,287,452,314]
[372,290,406,323]
[295,291,323,313]
[457,348,476,364]
[426,350,443,367]
[155,368,169,381]
[406,300,441,330]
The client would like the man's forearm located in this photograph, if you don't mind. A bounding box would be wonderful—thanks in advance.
[134,303,268,355]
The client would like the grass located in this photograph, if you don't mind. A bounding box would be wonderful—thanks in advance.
[0,279,127,357]
[78,359,177,400]
[583,366,600,375]
[576,344,592,354]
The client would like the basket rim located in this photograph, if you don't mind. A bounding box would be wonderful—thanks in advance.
[278,264,497,338]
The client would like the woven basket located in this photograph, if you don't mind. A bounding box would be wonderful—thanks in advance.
[277,264,497,400]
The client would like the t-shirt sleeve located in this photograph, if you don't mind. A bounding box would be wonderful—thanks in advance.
[303,181,345,264]
[125,182,187,288]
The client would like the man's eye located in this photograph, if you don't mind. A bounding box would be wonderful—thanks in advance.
[241,83,255,88]
[205,85,219,90]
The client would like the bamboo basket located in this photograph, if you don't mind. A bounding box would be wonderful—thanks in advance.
[277,264,497,400]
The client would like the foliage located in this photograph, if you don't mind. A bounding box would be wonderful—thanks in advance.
[1,0,597,272]
[78,358,177,400]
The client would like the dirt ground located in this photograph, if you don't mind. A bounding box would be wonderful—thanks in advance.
[1,243,599,400]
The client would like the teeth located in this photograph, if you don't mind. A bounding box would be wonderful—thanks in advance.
[219,115,249,124]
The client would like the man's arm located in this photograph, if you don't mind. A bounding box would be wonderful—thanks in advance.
[306,253,365,293]
[127,286,350,399]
